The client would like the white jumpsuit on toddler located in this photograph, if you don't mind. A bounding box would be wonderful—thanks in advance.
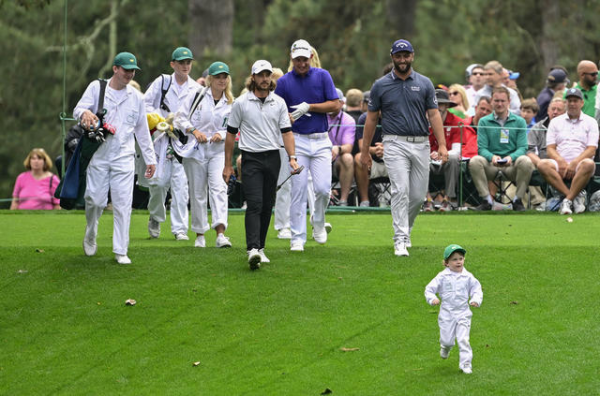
[425,267,483,371]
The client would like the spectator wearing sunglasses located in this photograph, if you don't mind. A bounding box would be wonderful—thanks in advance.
[464,64,485,114]
[448,84,470,119]
[567,60,597,117]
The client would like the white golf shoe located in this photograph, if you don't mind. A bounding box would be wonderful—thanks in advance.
[248,248,261,270]
[258,248,270,263]
[216,234,232,248]
[115,254,132,265]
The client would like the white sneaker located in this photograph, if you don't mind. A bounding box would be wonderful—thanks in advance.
[359,201,370,207]
[325,222,333,233]
[394,242,409,257]
[313,226,327,244]
[559,199,573,215]
[461,365,472,374]
[258,248,270,263]
[573,190,587,214]
[216,233,232,248]
[248,248,261,270]
[194,235,206,248]
[440,347,450,359]
[148,218,160,238]
[83,238,97,256]
[405,236,412,248]
[290,241,304,252]
[115,254,131,265]
[175,232,189,241]
[277,228,292,239]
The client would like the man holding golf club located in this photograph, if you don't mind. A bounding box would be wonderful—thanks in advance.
[223,60,299,270]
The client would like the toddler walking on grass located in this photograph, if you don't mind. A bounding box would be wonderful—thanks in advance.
[425,244,483,374]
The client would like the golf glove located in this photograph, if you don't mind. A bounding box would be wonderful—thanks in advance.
[290,102,311,121]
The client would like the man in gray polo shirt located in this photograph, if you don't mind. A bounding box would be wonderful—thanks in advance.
[360,39,448,257]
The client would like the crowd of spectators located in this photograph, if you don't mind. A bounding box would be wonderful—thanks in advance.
[305,58,600,214]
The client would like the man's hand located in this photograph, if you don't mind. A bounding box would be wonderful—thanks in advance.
[223,165,234,184]
[210,134,222,143]
[290,102,311,121]
[290,158,300,173]
[470,302,480,307]
[430,151,439,160]
[192,130,208,144]
[372,142,384,158]
[145,164,156,179]
[332,146,340,162]
[431,298,440,306]
[565,161,577,179]
[359,151,372,170]
[437,145,449,164]
[80,110,99,130]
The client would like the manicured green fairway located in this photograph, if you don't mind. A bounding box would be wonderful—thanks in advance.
[1,211,598,395]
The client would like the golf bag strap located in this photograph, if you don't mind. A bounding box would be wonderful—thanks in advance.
[96,78,107,124]
[160,74,172,113]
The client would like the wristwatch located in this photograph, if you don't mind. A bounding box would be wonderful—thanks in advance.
[289,155,297,160]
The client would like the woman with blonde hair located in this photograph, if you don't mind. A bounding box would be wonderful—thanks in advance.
[174,61,234,248]
[11,148,61,210]
[448,84,470,118]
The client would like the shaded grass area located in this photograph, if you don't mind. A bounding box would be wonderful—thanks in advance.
[0,211,599,395]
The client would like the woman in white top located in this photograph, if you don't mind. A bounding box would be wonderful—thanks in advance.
[175,61,233,248]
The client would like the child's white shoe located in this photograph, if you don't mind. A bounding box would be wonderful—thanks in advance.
[460,365,472,374]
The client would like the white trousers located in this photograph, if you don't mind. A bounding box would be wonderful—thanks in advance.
[148,158,189,234]
[383,136,430,245]
[182,154,228,235]
[290,133,332,244]
[85,153,135,256]
[274,147,291,231]
[439,309,473,369]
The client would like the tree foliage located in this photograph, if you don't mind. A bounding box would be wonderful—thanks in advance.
[2,0,600,204]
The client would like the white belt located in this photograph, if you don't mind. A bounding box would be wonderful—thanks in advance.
[384,135,428,143]
[294,132,328,140]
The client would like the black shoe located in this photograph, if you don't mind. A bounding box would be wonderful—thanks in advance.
[474,201,492,211]
[512,198,526,212]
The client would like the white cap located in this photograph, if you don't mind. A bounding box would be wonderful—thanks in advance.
[251,60,273,75]
[335,88,345,103]
[291,39,312,59]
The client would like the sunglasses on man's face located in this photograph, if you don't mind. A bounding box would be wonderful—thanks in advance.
[584,72,598,77]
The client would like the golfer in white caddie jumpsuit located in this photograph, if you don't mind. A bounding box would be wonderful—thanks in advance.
[174,61,232,248]
[75,52,156,265]
[144,47,199,240]
[425,244,482,373]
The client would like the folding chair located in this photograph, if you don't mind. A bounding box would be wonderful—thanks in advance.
[368,176,391,207]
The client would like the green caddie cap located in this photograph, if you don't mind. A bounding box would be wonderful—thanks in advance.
[444,244,466,260]
[113,52,141,70]
[172,47,194,61]
[208,61,230,76]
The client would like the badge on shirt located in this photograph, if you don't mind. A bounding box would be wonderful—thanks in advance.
[500,129,509,144]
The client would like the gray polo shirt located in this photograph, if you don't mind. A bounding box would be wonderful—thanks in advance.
[227,91,291,153]
[368,70,437,137]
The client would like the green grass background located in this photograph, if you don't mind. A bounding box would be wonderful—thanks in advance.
[1,211,599,395]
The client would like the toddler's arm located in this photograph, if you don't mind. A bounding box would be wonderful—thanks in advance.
[468,275,483,307]
[424,275,441,306]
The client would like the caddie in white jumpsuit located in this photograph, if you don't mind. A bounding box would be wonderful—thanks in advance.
[75,52,156,265]
[425,244,483,374]
[144,47,199,240]
[173,61,233,249]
